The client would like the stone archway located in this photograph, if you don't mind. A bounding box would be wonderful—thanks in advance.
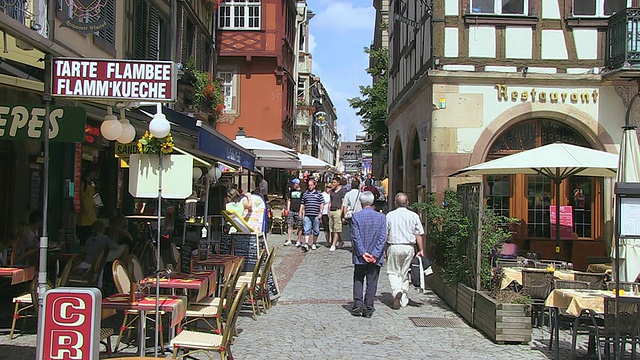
[392,135,403,198]
[406,129,421,203]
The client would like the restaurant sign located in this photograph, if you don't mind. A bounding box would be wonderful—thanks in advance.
[52,58,176,102]
[0,104,86,142]
[37,287,101,360]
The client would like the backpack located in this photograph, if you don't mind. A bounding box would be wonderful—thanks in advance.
[410,255,433,291]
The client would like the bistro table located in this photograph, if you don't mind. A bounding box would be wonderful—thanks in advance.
[0,266,35,285]
[142,270,216,302]
[193,255,239,295]
[102,293,187,356]
[500,267,577,290]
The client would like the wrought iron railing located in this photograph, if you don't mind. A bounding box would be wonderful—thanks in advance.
[607,8,640,70]
[0,0,34,27]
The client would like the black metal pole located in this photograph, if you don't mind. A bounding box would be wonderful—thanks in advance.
[555,170,561,260]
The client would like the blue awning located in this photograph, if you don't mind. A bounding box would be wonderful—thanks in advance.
[137,106,255,171]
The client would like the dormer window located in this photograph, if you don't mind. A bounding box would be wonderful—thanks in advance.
[572,0,626,17]
[471,0,528,15]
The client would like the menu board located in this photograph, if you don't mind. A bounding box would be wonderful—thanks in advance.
[220,232,280,299]
[30,165,42,212]
[619,197,640,237]
[550,205,574,239]
[180,242,195,274]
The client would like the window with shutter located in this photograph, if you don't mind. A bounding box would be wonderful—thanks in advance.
[133,2,147,59]
[149,7,160,60]
[131,1,168,60]
[97,0,115,45]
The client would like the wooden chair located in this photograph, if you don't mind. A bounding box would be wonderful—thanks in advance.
[8,278,38,340]
[111,260,165,353]
[128,253,145,283]
[574,271,607,290]
[68,245,110,287]
[236,248,267,319]
[183,257,245,333]
[522,269,553,328]
[57,254,81,287]
[258,247,278,311]
[171,243,181,271]
[171,283,248,360]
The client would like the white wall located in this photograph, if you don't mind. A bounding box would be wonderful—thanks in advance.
[468,26,496,58]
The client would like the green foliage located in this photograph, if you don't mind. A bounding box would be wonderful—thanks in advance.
[348,45,388,154]
[185,57,225,116]
[411,190,469,284]
[479,209,519,291]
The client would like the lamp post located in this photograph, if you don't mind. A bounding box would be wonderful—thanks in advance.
[147,103,171,357]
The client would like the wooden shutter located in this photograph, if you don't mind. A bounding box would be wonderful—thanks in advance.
[149,6,160,60]
[133,1,147,59]
[97,0,115,44]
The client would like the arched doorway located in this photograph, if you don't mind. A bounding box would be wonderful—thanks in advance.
[484,119,601,261]
[392,136,403,198]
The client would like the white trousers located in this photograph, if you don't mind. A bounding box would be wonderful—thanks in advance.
[386,244,414,307]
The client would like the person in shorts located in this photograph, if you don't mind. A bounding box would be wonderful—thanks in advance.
[299,178,325,251]
[328,177,347,251]
[284,179,303,246]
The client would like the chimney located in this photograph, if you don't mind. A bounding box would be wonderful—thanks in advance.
[236,127,246,139]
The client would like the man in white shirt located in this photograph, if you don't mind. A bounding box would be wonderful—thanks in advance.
[386,192,424,309]
[256,172,268,197]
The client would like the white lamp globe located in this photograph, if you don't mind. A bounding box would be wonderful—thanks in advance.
[149,106,171,138]
[100,113,122,140]
[193,167,203,180]
[208,166,222,180]
[116,119,136,144]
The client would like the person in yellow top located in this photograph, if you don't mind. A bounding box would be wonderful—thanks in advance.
[77,167,98,245]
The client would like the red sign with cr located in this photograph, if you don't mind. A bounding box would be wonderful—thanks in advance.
[40,289,100,360]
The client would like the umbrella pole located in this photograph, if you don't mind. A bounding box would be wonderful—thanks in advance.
[555,172,561,260]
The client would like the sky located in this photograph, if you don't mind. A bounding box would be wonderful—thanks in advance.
[306,0,376,142]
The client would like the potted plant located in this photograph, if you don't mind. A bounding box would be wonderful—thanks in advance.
[202,0,222,11]
[184,57,225,119]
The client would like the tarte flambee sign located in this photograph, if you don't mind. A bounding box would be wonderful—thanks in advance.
[52,58,176,102]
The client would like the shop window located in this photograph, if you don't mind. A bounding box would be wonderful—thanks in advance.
[218,0,261,30]
[487,119,599,240]
[487,175,510,218]
[573,0,626,17]
[527,175,551,238]
[471,0,528,15]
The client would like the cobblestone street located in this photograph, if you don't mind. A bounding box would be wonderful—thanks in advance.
[0,233,600,359]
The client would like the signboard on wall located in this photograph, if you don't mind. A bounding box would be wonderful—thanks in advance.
[0,104,86,142]
[53,58,176,102]
[550,205,574,239]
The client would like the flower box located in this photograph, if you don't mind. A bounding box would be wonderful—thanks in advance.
[474,291,532,344]
[128,154,193,199]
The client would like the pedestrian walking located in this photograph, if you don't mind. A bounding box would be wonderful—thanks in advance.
[322,183,332,246]
[350,191,387,318]
[386,192,425,309]
[299,178,325,251]
[284,179,303,246]
[328,177,347,251]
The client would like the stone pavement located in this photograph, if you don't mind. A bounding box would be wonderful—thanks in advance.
[0,233,605,359]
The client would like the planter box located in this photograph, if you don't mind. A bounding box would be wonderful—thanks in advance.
[129,154,193,199]
[428,267,457,309]
[474,291,532,344]
[456,283,475,324]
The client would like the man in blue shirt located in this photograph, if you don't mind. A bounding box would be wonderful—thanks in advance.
[299,178,325,251]
[350,191,387,317]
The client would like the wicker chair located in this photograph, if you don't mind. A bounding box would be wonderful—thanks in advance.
[111,260,165,353]
[591,296,640,359]
[606,281,637,292]
[495,259,522,268]
[522,269,554,327]
[171,283,248,360]
[574,271,607,290]
[258,247,278,310]
[236,248,267,319]
[170,243,181,270]
[57,254,81,287]
[269,207,286,234]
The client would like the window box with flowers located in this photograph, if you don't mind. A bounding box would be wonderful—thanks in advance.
[202,0,222,11]
[296,100,315,112]
[188,69,225,120]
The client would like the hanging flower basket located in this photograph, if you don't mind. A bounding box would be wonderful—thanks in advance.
[202,0,222,11]
[129,154,194,199]
[137,131,174,154]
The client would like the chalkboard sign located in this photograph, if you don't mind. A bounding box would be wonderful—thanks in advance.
[220,232,280,299]
[198,237,209,261]
[181,242,195,274]
[30,165,42,212]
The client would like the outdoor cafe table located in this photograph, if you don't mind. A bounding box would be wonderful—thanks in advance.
[102,293,187,356]
[0,266,35,285]
[142,270,216,302]
[193,255,240,294]
[586,263,613,275]
[500,267,576,290]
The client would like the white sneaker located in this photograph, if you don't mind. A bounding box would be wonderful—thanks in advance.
[295,241,301,247]
[329,245,336,252]
[284,240,292,246]
[311,244,317,250]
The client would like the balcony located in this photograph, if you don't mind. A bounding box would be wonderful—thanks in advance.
[297,54,312,74]
[296,108,311,127]
[605,8,640,80]
[0,0,36,28]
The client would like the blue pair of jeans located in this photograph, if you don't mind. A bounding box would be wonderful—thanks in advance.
[303,215,321,236]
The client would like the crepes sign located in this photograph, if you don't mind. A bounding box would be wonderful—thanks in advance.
[52,58,176,102]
